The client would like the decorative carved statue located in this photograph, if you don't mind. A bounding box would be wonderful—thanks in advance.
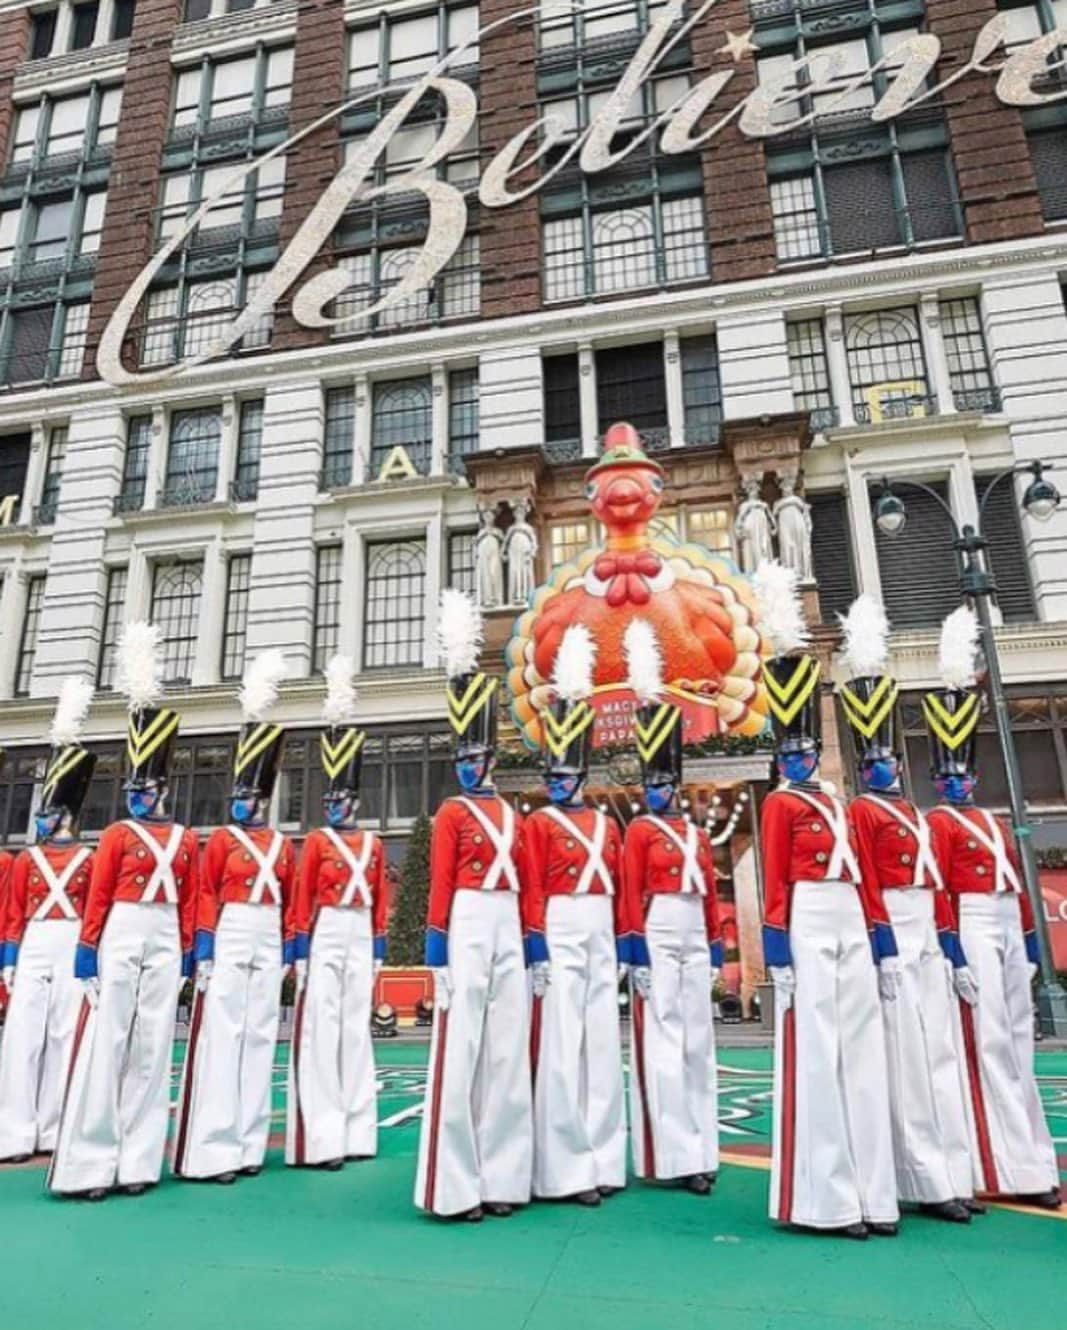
[504,498,538,606]
[774,472,815,583]
[734,477,776,574]
[474,504,504,609]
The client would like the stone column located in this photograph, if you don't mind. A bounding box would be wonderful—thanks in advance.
[22,423,49,522]
[215,395,239,503]
[919,293,956,417]
[430,363,448,475]
[0,9,31,164]
[0,563,28,699]
[578,343,598,457]
[353,373,370,485]
[717,311,793,420]
[664,331,685,449]
[192,537,227,685]
[94,0,116,47]
[143,405,166,508]
[477,347,543,452]
[824,306,855,428]
[423,509,444,668]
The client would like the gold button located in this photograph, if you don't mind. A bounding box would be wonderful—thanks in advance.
[898,828,908,838]
[670,866,679,875]
[811,822,823,833]
[244,853,252,862]
[976,866,986,876]
[246,878,253,887]
[137,849,146,859]
[473,834,483,845]
[901,854,912,865]
[135,875,145,885]
[568,866,578,877]
[30,875,39,885]
[816,852,828,864]
[967,840,977,850]
[565,839,575,850]
[335,862,344,871]
[472,860,483,872]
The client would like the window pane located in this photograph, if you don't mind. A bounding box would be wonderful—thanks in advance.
[211,56,256,118]
[164,407,220,504]
[12,106,41,161]
[97,566,128,689]
[824,157,899,255]
[687,507,732,555]
[448,368,479,462]
[901,149,959,242]
[770,176,821,261]
[681,335,721,446]
[97,87,123,145]
[16,576,46,695]
[222,553,252,679]
[845,306,928,418]
[112,0,135,41]
[364,540,426,669]
[322,386,354,488]
[549,521,591,567]
[31,198,72,261]
[592,206,655,294]
[371,377,432,477]
[71,3,99,50]
[662,196,708,283]
[5,307,54,385]
[30,11,57,60]
[120,414,152,508]
[314,545,342,672]
[941,297,994,404]
[595,342,667,437]
[234,398,262,499]
[787,319,834,416]
[150,561,204,682]
[543,354,580,444]
[173,67,202,127]
[47,94,90,155]
[38,424,67,515]
[80,191,107,254]
[448,529,477,595]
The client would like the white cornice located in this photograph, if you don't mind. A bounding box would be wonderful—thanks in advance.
[170,0,297,63]
[13,39,128,98]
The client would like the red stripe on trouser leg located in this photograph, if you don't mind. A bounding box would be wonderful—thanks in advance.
[959,998,999,1194]
[777,1006,797,1222]
[632,996,655,1180]
[291,987,308,1167]
[529,995,542,1080]
[173,988,206,1176]
[423,1007,450,1213]
[47,998,91,1191]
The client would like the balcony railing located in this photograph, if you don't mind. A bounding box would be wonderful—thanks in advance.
[229,476,258,502]
[853,394,939,426]
[952,386,1002,414]
[33,500,58,526]
[808,406,840,433]
[113,490,145,516]
[543,438,583,464]
[159,481,216,509]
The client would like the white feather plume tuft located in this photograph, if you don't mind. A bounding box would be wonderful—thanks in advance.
[239,650,287,721]
[322,655,358,727]
[552,625,596,703]
[116,621,164,713]
[752,560,810,657]
[50,676,93,747]
[624,619,664,705]
[838,593,891,677]
[437,589,483,677]
[938,606,979,689]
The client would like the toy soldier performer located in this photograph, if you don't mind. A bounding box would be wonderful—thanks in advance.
[0,680,96,1162]
[414,590,532,1221]
[0,795,11,1020]
[174,652,294,1183]
[925,608,1061,1210]
[522,626,626,1206]
[621,620,723,1195]
[50,624,198,1199]
[755,564,899,1239]
[840,596,978,1223]
[287,656,389,1169]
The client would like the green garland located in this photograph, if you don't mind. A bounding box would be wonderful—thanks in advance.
[496,734,775,771]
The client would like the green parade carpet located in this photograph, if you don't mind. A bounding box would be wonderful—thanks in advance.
[0,1042,1064,1330]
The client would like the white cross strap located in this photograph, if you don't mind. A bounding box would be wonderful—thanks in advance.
[28,845,90,920]
[942,806,1021,894]
[647,815,705,895]
[458,796,520,892]
[228,825,284,904]
[323,827,375,908]
[787,788,862,883]
[123,821,184,903]
[543,806,613,895]
[862,794,944,891]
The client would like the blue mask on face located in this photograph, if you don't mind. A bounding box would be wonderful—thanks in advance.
[864,758,900,792]
[231,796,258,825]
[646,783,675,813]
[937,774,975,805]
[779,750,819,785]
[456,758,488,792]
[546,774,582,806]
[35,811,62,841]
[127,788,160,821]
[325,797,351,828]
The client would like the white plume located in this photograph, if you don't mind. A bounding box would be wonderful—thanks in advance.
[938,606,980,689]
[752,560,810,656]
[322,655,358,726]
[437,588,483,677]
[239,650,287,721]
[116,621,164,713]
[50,676,93,747]
[552,625,596,703]
[624,619,663,705]
[838,594,891,677]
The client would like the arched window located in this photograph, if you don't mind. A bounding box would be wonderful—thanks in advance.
[844,307,928,419]
[150,559,204,682]
[371,377,433,476]
[364,539,426,669]
[164,407,221,505]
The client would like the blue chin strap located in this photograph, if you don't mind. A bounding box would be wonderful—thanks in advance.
[937,773,975,805]
[127,787,161,820]
[231,796,259,825]
[778,750,819,785]
[863,757,900,792]
[35,811,62,841]
[546,774,583,806]
[456,756,490,793]
[646,783,675,813]
[325,797,353,828]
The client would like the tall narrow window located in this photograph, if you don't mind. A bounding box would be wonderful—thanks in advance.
[680,336,722,447]
[448,368,479,470]
[150,560,204,683]
[809,491,858,622]
[15,575,46,696]
[322,387,354,489]
[543,354,581,460]
[596,343,667,444]
[845,307,929,422]
[221,553,252,679]
[872,480,957,629]
[163,407,220,507]
[36,425,67,524]
[371,378,432,478]
[364,539,426,669]
[112,0,136,40]
[787,319,835,426]
[976,476,1037,624]
[940,298,997,412]
[448,529,477,596]
[233,399,262,500]
[30,10,57,59]
[97,566,128,690]
[70,3,99,50]
[313,545,342,672]
[117,415,151,513]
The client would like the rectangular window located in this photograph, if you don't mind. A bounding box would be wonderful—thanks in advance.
[3,307,53,386]
[117,414,151,512]
[686,507,732,555]
[112,0,136,40]
[30,198,72,262]
[159,158,286,238]
[976,475,1037,624]
[596,342,667,443]
[173,47,294,129]
[543,354,581,458]
[36,424,67,524]
[787,319,835,426]
[940,297,997,411]
[233,398,262,501]
[221,553,252,679]
[448,529,477,596]
[549,520,592,567]
[872,479,958,629]
[364,539,427,670]
[71,3,99,49]
[448,368,479,468]
[808,490,858,623]
[150,560,204,683]
[163,407,221,507]
[97,566,128,690]
[1029,127,1067,221]
[15,575,46,696]
[681,335,722,447]
[322,386,354,489]
[332,236,480,335]
[30,10,57,59]
[313,545,343,673]
[0,207,21,269]
[370,377,433,478]
[770,177,821,262]
[140,272,270,368]
[47,93,91,156]
[845,306,930,422]
[347,5,479,90]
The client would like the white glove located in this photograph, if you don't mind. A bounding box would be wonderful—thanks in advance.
[2,966,13,992]
[632,966,653,1001]
[878,956,904,1003]
[953,965,980,1007]
[373,959,383,979]
[709,967,721,988]
[432,967,453,1012]
[195,959,214,993]
[1028,962,1039,984]
[530,961,551,999]
[81,977,101,1009]
[294,958,308,993]
[769,965,796,1010]
[617,963,630,984]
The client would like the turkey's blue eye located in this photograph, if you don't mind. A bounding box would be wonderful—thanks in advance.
[650,475,664,493]
[585,481,597,500]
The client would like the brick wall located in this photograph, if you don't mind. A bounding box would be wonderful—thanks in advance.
[82,0,184,379]
[0,9,31,166]
[925,0,1045,245]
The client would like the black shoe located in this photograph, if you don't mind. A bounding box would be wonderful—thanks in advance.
[575,1189,601,1207]
[0,1154,31,1165]
[121,1182,154,1197]
[484,1201,513,1217]
[868,1221,899,1237]
[462,1206,483,1222]
[319,1159,344,1172]
[240,1165,263,1177]
[684,1174,711,1195]
[215,1172,237,1185]
[345,1154,374,1162]
[597,1185,622,1197]
[961,1197,987,1215]
[841,1223,869,1240]
[1020,1189,1062,1210]
[72,1187,108,1202]
[703,1172,717,1189]
[921,1200,971,1224]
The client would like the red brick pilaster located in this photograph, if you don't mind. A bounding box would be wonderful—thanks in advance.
[690,2,777,283]
[0,9,32,166]
[924,0,1044,245]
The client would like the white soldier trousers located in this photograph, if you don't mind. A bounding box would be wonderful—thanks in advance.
[955,892,1058,1196]
[0,920,81,1156]
[530,895,625,1197]
[414,891,532,1216]
[286,905,376,1165]
[770,881,899,1228]
[173,904,282,1178]
[49,903,181,1193]
[630,894,718,1181]
[881,889,976,1203]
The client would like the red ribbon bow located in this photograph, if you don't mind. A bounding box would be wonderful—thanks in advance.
[593,551,663,606]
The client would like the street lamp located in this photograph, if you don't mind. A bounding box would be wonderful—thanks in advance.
[872,461,1067,1037]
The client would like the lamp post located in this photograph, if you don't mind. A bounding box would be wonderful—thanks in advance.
[872,461,1067,1038]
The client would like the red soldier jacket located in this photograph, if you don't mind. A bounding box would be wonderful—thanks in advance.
[0,850,13,969]
[850,793,966,968]
[519,805,625,965]
[619,813,724,969]
[928,803,1040,965]
[3,841,95,966]
[292,826,390,963]
[75,819,200,979]
[195,823,297,965]
[425,793,524,967]
[760,784,897,970]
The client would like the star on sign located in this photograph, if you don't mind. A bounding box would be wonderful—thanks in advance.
[717,27,759,63]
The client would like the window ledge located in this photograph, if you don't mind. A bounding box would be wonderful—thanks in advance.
[14,39,129,97]
[826,407,1004,443]
[172,0,298,58]
[316,472,462,503]
[110,497,235,526]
